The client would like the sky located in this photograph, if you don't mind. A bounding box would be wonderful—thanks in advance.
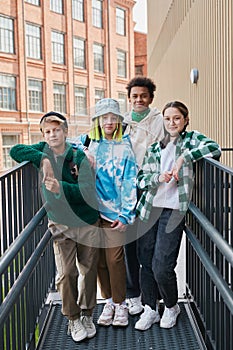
[133,0,147,33]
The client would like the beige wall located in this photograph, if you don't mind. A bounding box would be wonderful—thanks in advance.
[148,0,233,168]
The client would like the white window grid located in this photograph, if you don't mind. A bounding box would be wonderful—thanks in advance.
[0,16,14,53]
[75,86,87,115]
[51,31,65,64]
[0,74,16,110]
[28,79,43,112]
[72,0,84,22]
[117,50,127,78]
[92,0,102,28]
[93,43,104,73]
[50,0,63,14]
[73,37,85,68]
[26,23,41,59]
[116,8,125,36]
[53,83,66,113]
[2,135,19,169]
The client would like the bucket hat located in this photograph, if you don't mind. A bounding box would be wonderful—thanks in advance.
[92,98,124,120]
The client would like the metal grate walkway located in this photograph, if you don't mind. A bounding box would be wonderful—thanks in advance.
[36,302,205,350]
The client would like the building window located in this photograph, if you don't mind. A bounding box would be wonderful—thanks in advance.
[118,92,127,114]
[0,74,16,110]
[73,37,85,68]
[0,16,14,54]
[28,79,43,112]
[25,0,40,5]
[53,83,66,113]
[2,135,19,169]
[75,86,87,115]
[135,65,143,76]
[92,0,102,28]
[50,0,63,14]
[72,0,84,22]
[117,50,127,78]
[116,8,125,36]
[95,89,105,104]
[26,23,41,59]
[51,31,65,64]
[93,43,104,73]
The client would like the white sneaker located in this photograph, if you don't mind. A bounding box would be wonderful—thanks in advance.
[135,304,160,331]
[160,304,180,329]
[81,315,96,338]
[127,296,144,315]
[112,304,128,327]
[68,318,87,342]
[97,303,115,326]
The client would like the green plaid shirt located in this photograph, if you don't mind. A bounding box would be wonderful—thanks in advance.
[136,131,221,222]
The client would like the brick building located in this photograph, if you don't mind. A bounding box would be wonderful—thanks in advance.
[0,0,136,170]
[134,31,147,76]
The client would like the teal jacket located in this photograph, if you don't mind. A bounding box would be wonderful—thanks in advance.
[10,142,99,227]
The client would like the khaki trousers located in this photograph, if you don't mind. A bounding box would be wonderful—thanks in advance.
[97,218,126,304]
[51,222,99,320]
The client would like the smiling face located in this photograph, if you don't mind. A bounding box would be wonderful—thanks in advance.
[100,113,118,139]
[42,121,68,154]
[129,86,153,113]
[163,107,188,139]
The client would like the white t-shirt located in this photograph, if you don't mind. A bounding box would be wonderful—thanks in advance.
[152,141,179,209]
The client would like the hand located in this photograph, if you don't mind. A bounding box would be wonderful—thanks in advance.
[159,171,173,183]
[41,158,54,182]
[110,219,127,232]
[43,177,60,194]
[171,156,184,181]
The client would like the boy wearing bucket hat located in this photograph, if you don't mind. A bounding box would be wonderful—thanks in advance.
[10,112,99,343]
[78,98,137,327]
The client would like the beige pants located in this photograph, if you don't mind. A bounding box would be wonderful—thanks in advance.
[97,218,126,304]
[50,221,99,320]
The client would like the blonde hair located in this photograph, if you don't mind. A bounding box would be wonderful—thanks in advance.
[89,116,123,141]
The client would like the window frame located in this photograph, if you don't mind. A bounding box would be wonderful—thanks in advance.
[72,0,84,22]
[53,82,66,114]
[25,23,41,59]
[116,7,125,36]
[28,78,43,112]
[93,43,104,73]
[51,30,65,64]
[92,0,103,28]
[117,49,127,78]
[73,36,86,69]
[50,0,63,14]
[0,15,14,54]
[0,74,16,111]
[74,86,87,115]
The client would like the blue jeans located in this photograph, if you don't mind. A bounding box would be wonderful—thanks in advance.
[124,220,141,298]
[137,208,185,309]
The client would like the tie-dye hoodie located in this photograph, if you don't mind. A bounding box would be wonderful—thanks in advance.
[87,135,138,225]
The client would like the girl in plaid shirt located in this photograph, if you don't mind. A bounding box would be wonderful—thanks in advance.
[135,101,221,331]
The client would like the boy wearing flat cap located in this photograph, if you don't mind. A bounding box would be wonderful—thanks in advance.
[10,112,99,343]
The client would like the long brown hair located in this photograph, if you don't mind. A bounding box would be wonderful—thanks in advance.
[160,101,189,148]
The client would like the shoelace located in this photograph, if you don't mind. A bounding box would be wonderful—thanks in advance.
[67,319,83,335]
[82,316,93,328]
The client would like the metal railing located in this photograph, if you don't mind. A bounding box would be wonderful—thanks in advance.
[0,162,55,350]
[0,155,233,350]
[186,157,233,350]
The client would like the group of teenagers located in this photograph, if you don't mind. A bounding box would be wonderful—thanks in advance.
[10,77,221,343]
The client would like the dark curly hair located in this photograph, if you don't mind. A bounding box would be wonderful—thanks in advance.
[126,77,156,99]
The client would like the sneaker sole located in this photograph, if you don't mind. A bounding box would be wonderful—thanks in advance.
[112,321,128,327]
[97,320,113,326]
[71,331,88,342]
[129,307,144,316]
[160,311,180,329]
[135,317,160,331]
[86,330,96,338]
